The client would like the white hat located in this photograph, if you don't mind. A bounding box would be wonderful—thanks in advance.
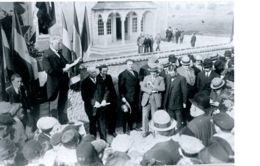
[111,134,132,153]
[37,117,60,132]
[178,135,205,154]
[149,110,177,131]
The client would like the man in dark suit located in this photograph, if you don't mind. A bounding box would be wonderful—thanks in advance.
[118,59,140,133]
[164,66,187,130]
[42,38,80,124]
[197,58,219,96]
[97,65,117,137]
[6,73,33,131]
[81,66,101,139]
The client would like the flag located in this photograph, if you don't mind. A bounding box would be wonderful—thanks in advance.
[61,9,72,63]
[81,6,90,54]
[35,2,56,34]
[72,3,82,59]
[12,12,38,82]
[1,24,14,100]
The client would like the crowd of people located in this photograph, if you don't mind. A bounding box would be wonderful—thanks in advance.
[0,36,234,165]
[165,27,185,44]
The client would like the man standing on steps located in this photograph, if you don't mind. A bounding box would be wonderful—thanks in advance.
[118,59,140,134]
[190,33,197,47]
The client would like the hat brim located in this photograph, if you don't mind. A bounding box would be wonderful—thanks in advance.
[210,80,225,90]
[181,61,190,66]
[149,120,177,131]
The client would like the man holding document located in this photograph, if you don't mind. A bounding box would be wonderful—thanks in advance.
[43,37,81,124]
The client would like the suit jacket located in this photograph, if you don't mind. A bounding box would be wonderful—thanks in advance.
[96,74,114,103]
[118,70,140,103]
[141,75,165,107]
[81,76,97,115]
[164,75,187,110]
[42,48,69,100]
[6,85,30,109]
[196,70,219,95]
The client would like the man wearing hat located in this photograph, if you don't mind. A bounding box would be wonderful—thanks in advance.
[181,92,215,146]
[149,110,177,136]
[197,58,219,96]
[140,139,182,166]
[177,55,196,123]
[118,59,140,134]
[163,66,187,130]
[210,77,230,107]
[176,135,205,165]
[140,67,165,137]
[210,112,234,160]
[190,33,196,47]
[139,55,159,82]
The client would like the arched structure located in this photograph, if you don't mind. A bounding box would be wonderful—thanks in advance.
[91,1,156,46]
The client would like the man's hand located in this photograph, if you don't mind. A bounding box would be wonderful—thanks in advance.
[122,97,127,103]
[94,101,101,108]
[183,103,186,108]
[63,64,72,72]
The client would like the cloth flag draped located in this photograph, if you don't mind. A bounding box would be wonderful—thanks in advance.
[12,12,38,82]
[61,9,72,63]
[1,24,14,100]
[72,3,82,59]
[81,6,90,54]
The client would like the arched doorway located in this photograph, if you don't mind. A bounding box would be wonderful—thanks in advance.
[142,11,154,35]
[125,11,138,40]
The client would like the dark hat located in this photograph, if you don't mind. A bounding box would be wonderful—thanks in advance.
[97,64,108,69]
[0,138,17,160]
[210,78,225,90]
[50,132,63,146]
[199,142,230,164]
[210,54,219,61]
[61,128,80,149]
[188,54,196,63]
[213,112,234,131]
[168,54,177,63]
[76,140,103,166]
[224,50,232,58]
[22,140,43,162]
[181,56,191,66]
[190,92,211,111]
[0,113,15,125]
[203,58,213,69]
[163,63,170,68]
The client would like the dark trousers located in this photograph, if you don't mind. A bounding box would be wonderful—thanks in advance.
[122,102,138,133]
[183,85,197,123]
[106,104,117,134]
[168,108,183,129]
[144,46,149,53]
[85,103,107,141]
[57,89,68,124]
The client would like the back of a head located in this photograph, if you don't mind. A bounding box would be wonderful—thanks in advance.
[22,139,43,162]
[105,151,131,166]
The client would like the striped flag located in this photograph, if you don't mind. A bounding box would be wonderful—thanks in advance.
[72,3,82,58]
[12,12,38,82]
[61,9,72,63]
[81,6,90,54]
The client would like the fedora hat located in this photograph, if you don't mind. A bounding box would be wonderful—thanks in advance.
[210,54,219,61]
[149,110,177,132]
[190,92,211,111]
[203,58,213,69]
[210,78,225,90]
[180,56,191,66]
[178,135,205,155]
